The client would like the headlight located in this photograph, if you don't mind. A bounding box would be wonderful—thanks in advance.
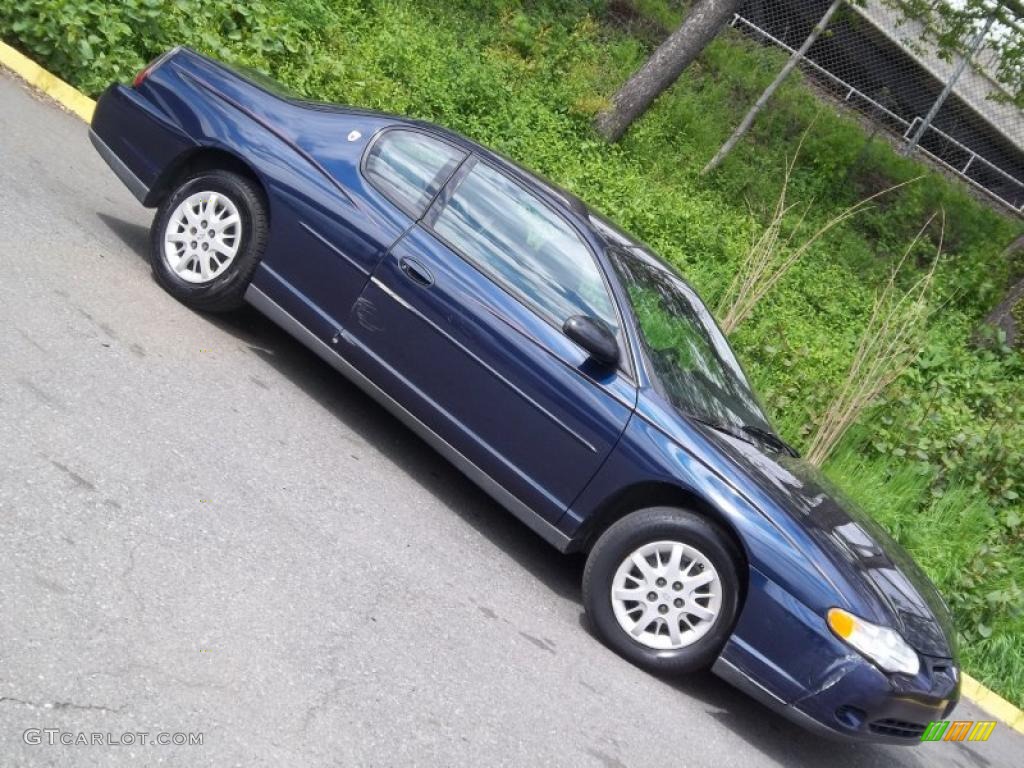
[827,608,920,676]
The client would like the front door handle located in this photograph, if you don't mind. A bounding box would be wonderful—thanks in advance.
[399,256,433,287]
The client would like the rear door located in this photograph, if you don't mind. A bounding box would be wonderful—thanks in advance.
[343,156,637,523]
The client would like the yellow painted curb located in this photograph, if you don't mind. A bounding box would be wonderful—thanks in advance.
[0,40,95,122]
[2,34,1024,741]
[962,674,1024,735]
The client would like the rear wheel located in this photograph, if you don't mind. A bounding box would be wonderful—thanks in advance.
[149,169,267,312]
[583,507,741,675]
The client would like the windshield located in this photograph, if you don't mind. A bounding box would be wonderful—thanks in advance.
[607,246,772,434]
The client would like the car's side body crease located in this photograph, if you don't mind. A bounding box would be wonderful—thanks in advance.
[299,220,370,276]
[464,292,639,409]
[368,275,599,453]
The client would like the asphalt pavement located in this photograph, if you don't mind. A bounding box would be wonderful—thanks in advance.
[0,68,1020,767]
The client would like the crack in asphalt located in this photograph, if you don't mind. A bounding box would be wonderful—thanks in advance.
[0,696,123,714]
[47,458,97,492]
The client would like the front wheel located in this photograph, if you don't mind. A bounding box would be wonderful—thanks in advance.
[149,169,268,312]
[582,507,741,675]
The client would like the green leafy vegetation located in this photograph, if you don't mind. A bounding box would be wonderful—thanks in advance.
[2,0,1021,704]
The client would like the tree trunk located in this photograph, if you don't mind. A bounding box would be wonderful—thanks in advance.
[594,0,744,143]
[702,0,843,174]
[978,235,1024,347]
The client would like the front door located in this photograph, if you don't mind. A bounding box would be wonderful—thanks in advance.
[344,157,636,524]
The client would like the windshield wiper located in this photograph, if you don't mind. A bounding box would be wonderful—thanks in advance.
[689,416,800,458]
[740,425,800,458]
[690,416,749,443]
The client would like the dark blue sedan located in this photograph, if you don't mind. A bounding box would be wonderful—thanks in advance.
[89,47,959,743]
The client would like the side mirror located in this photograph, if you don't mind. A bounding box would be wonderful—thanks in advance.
[563,315,619,367]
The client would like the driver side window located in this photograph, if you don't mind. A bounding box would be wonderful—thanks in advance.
[431,161,617,334]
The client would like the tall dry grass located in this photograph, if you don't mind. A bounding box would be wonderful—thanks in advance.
[717,138,917,334]
[804,213,945,467]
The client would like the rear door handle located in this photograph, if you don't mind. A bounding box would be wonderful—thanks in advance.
[399,256,433,287]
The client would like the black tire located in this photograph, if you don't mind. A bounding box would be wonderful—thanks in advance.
[149,169,268,312]
[582,507,742,675]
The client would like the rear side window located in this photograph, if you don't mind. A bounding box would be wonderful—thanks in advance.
[364,130,465,218]
[432,161,617,332]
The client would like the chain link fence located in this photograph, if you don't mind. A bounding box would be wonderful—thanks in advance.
[731,0,1024,214]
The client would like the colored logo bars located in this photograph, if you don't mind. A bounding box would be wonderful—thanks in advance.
[921,720,997,742]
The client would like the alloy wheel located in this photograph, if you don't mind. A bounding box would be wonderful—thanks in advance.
[610,540,723,650]
[163,191,241,284]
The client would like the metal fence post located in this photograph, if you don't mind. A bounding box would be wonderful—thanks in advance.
[902,11,997,155]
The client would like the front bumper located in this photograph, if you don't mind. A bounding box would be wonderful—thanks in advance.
[714,650,959,744]
[712,565,960,744]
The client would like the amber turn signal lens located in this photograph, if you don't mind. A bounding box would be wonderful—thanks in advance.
[828,607,856,639]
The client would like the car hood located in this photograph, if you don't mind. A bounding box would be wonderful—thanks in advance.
[698,425,956,658]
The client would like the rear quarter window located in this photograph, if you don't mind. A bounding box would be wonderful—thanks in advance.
[364,130,465,218]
